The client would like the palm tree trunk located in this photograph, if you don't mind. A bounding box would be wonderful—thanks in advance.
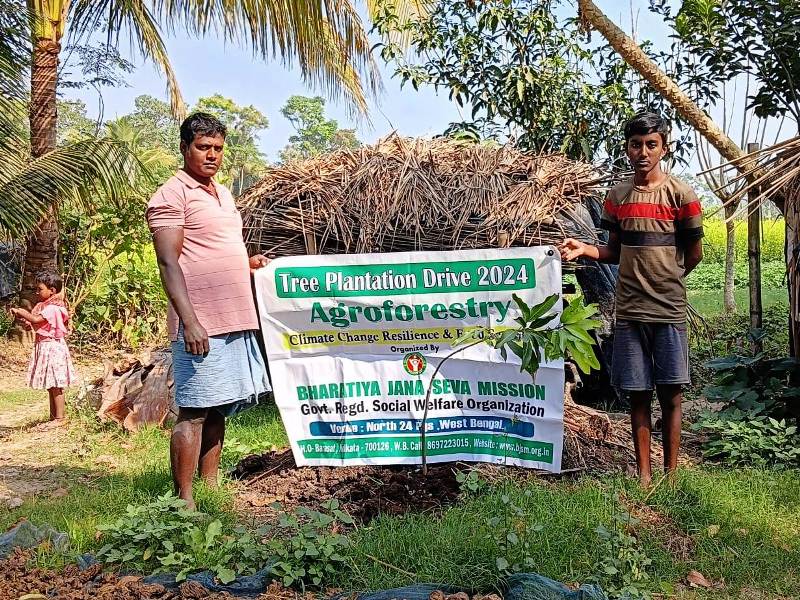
[21,38,60,303]
[577,0,746,166]
[724,202,737,312]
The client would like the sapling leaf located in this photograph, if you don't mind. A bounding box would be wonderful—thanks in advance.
[512,293,532,321]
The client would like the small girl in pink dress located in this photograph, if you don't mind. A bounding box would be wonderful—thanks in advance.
[10,272,77,422]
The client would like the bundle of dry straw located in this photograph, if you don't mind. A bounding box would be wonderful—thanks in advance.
[238,134,609,256]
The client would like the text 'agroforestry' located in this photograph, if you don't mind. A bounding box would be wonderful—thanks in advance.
[310,297,511,328]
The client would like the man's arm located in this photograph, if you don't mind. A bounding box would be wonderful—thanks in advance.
[152,228,209,355]
[559,231,621,264]
[683,238,703,276]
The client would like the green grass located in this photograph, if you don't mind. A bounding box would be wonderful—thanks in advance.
[2,392,799,596]
[0,388,41,412]
[688,287,788,317]
[0,400,288,566]
[339,477,619,591]
[648,469,800,595]
[337,470,800,595]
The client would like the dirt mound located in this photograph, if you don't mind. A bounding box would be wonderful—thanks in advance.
[0,550,234,600]
[234,449,464,522]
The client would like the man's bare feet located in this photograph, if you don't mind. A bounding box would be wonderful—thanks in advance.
[178,494,196,511]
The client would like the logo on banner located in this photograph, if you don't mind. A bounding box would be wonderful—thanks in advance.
[403,352,427,376]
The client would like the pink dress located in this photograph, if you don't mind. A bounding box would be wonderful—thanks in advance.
[27,302,77,390]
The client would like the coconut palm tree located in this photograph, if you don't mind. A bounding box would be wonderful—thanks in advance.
[0,2,135,242]
[19,0,428,300]
[576,0,748,167]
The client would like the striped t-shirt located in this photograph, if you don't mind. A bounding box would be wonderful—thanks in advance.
[600,175,704,323]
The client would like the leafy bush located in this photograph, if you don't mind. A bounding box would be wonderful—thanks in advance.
[590,510,653,600]
[60,187,166,350]
[686,260,785,291]
[97,494,353,588]
[695,412,800,468]
[693,353,800,468]
[97,493,270,584]
[268,500,352,588]
[702,354,800,420]
[73,251,166,349]
[690,304,789,366]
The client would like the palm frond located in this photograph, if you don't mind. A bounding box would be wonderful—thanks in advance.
[68,0,187,118]
[0,139,139,238]
[700,136,800,220]
[0,0,33,166]
[168,0,381,115]
[364,0,430,47]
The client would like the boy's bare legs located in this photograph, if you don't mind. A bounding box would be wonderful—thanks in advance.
[198,408,225,487]
[657,384,682,476]
[48,387,65,421]
[630,390,653,487]
[171,407,208,510]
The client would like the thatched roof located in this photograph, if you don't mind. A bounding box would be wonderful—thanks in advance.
[239,135,609,256]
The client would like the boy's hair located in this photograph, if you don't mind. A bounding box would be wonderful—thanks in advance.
[624,112,669,146]
[36,272,63,292]
[180,112,227,146]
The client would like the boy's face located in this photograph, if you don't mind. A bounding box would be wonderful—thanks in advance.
[626,132,666,174]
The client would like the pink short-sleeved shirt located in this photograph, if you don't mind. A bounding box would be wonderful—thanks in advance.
[146,170,258,341]
[33,303,70,340]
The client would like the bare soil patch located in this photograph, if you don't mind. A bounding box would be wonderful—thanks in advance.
[622,494,697,562]
[233,449,464,522]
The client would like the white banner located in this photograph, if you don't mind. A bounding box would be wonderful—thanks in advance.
[255,247,564,471]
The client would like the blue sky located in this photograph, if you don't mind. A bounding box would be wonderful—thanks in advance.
[64,1,678,163]
[66,0,792,181]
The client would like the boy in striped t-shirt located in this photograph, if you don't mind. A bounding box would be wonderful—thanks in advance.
[560,112,704,486]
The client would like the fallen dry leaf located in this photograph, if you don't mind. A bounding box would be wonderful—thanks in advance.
[687,570,712,588]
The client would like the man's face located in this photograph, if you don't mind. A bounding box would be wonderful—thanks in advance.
[181,133,225,178]
[625,132,666,174]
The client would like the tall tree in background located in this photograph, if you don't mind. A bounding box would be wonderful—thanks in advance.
[19,0,428,301]
[0,1,132,242]
[194,94,270,195]
[280,95,360,162]
[576,0,754,168]
[652,0,787,312]
[373,0,716,165]
[121,95,180,156]
[374,0,636,162]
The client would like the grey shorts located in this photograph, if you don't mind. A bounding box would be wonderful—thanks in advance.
[611,320,690,391]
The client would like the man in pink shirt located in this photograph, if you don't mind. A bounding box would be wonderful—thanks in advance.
[147,113,271,509]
